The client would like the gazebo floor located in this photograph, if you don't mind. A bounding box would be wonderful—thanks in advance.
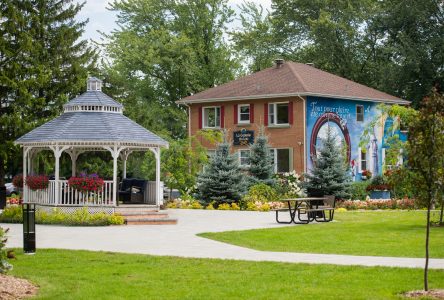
[115,206,177,225]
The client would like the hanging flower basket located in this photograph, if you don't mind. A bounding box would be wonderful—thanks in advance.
[12,174,24,189]
[68,174,104,193]
[25,175,49,190]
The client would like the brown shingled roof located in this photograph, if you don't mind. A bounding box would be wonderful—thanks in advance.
[177,61,409,104]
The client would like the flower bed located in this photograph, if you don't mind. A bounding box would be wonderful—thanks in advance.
[68,173,104,193]
[6,196,22,206]
[166,198,286,211]
[337,199,416,210]
[25,175,49,190]
[0,206,124,226]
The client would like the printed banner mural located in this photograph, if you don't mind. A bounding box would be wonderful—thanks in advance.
[306,96,391,181]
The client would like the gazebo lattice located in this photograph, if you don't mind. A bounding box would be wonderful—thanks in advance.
[15,77,169,212]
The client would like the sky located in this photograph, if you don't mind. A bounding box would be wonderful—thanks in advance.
[75,0,272,43]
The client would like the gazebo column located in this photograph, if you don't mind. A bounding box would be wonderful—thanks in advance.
[104,145,124,207]
[66,150,83,177]
[150,147,162,207]
[120,150,132,179]
[50,145,69,205]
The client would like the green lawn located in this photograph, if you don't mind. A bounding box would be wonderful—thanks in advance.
[199,211,444,258]
[8,249,444,299]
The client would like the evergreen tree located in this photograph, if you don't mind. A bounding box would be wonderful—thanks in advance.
[0,0,97,186]
[196,136,245,205]
[304,126,351,198]
[248,127,275,186]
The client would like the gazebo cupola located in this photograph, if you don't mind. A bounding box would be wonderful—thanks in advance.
[15,77,168,211]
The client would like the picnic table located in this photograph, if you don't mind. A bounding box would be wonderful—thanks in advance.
[273,196,336,224]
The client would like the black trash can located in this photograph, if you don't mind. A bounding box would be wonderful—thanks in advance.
[0,186,6,209]
[23,204,36,254]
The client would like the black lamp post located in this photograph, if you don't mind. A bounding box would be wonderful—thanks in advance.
[23,203,36,253]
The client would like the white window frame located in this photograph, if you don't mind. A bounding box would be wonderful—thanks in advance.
[239,149,251,167]
[238,104,250,124]
[358,147,367,172]
[268,102,289,126]
[202,106,221,129]
[356,105,364,122]
[270,148,292,173]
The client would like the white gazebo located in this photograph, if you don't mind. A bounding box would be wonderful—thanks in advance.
[15,77,169,213]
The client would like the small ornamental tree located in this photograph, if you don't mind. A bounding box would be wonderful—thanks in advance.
[248,127,275,186]
[304,126,351,198]
[407,89,444,291]
[196,134,246,205]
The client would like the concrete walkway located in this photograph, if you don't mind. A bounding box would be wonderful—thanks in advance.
[2,209,444,269]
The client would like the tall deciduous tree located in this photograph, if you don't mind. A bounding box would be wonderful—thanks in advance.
[407,89,444,291]
[104,0,239,139]
[304,126,351,198]
[0,0,97,186]
[230,2,280,72]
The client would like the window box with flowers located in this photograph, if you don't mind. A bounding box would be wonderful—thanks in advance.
[361,170,372,180]
[68,173,104,194]
[25,175,49,191]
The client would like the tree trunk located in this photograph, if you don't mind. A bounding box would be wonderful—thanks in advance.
[424,202,432,291]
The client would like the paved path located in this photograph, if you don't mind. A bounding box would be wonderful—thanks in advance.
[2,209,444,269]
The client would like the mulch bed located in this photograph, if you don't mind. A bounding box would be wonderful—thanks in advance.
[0,274,38,300]
[404,290,444,299]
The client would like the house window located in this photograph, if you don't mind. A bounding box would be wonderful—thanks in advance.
[239,150,250,166]
[238,104,250,124]
[356,105,364,122]
[203,106,221,128]
[270,148,291,173]
[360,149,367,171]
[269,102,289,125]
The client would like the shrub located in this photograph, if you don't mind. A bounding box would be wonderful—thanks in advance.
[217,203,231,210]
[206,203,215,210]
[242,183,279,203]
[0,227,13,273]
[274,171,305,198]
[0,206,124,226]
[191,202,203,209]
[230,203,240,210]
[349,181,370,200]
[0,205,22,223]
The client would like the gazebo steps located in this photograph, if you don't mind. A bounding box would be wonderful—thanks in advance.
[120,211,169,219]
[125,218,177,225]
[116,208,177,225]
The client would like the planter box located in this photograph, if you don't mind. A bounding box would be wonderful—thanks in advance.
[370,190,391,200]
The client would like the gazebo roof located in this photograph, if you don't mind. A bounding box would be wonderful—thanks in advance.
[15,78,168,148]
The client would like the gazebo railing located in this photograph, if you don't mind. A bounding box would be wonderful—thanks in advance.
[25,180,115,207]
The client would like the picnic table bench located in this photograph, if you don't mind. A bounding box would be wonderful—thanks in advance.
[272,196,336,224]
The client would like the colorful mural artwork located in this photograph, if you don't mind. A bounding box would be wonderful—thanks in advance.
[306,96,395,181]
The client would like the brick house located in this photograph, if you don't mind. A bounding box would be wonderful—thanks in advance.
[177,60,409,180]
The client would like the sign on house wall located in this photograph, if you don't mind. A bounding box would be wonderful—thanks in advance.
[305,96,391,181]
[233,129,254,146]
